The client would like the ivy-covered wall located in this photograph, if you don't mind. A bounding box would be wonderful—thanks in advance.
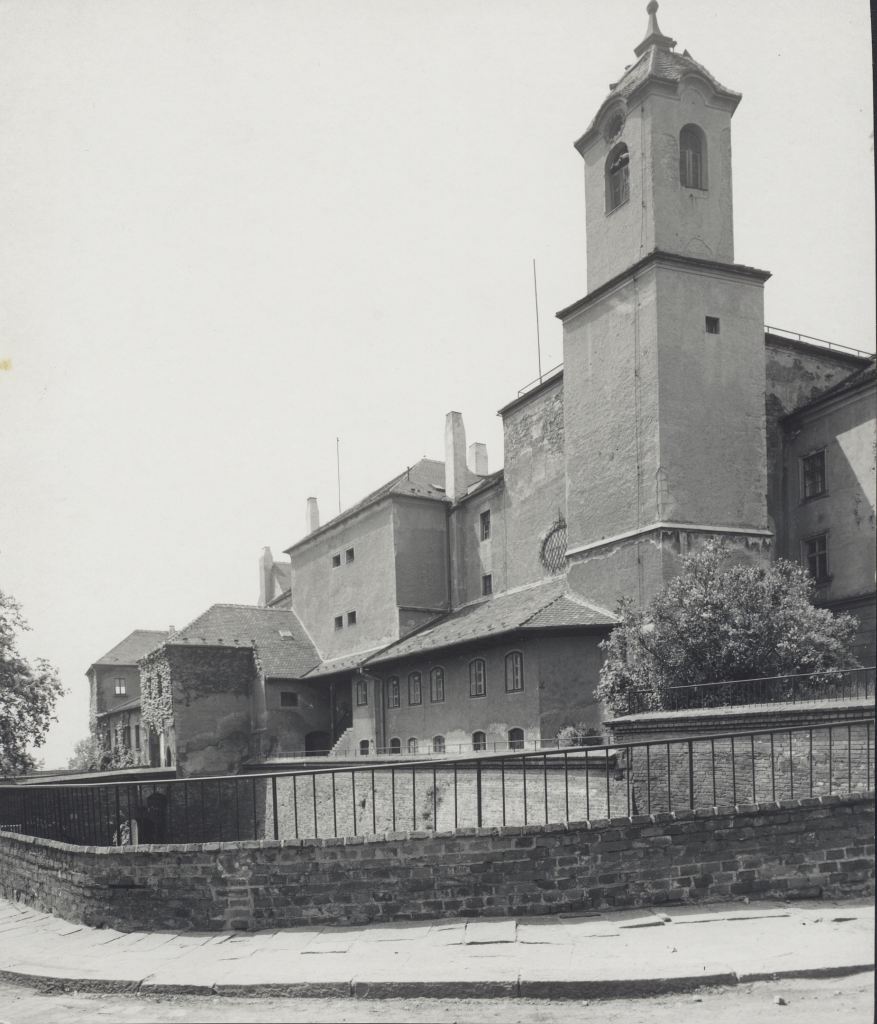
[141,645,257,777]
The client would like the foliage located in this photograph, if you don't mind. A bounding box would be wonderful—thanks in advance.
[555,722,601,747]
[0,590,64,775]
[597,544,860,717]
[138,648,175,736]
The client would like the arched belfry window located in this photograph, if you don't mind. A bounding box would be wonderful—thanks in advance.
[606,143,630,213]
[679,126,706,190]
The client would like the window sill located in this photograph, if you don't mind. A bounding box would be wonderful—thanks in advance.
[606,197,630,216]
[799,492,829,504]
[469,693,487,699]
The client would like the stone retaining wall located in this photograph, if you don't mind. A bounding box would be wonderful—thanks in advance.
[1,792,873,933]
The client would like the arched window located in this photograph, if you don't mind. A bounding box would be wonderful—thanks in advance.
[408,737,419,754]
[430,667,445,702]
[359,739,370,756]
[386,676,400,708]
[356,679,368,706]
[606,143,630,212]
[433,735,446,754]
[472,731,487,752]
[469,659,486,697]
[389,737,401,755]
[679,126,706,189]
[408,671,422,705]
[505,652,524,692]
[508,728,524,751]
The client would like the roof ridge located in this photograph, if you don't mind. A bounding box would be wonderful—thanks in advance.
[561,591,619,620]
[518,589,567,628]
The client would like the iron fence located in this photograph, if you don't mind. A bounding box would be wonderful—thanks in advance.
[625,666,875,716]
[0,719,872,848]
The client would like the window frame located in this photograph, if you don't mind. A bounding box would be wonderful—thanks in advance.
[332,553,341,568]
[472,730,487,752]
[359,739,370,756]
[408,671,422,706]
[346,547,355,563]
[134,725,141,749]
[408,737,419,754]
[803,533,829,583]
[480,510,491,541]
[280,691,299,708]
[605,143,630,213]
[469,658,487,698]
[705,316,720,334]
[356,679,368,706]
[114,677,126,695]
[481,574,493,596]
[389,737,401,755]
[334,615,343,630]
[347,610,357,626]
[432,735,446,754]
[801,450,827,501]
[505,651,524,693]
[679,124,707,190]
[429,666,445,703]
[508,727,525,751]
[386,676,400,709]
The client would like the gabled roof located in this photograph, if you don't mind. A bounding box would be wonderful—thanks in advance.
[285,457,484,553]
[783,356,876,421]
[95,695,141,717]
[90,630,169,670]
[161,604,321,679]
[365,578,616,666]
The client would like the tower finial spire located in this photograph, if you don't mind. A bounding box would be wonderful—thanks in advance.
[634,1,677,57]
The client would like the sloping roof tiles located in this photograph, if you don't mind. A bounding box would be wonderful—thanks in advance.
[161,605,321,679]
[365,579,616,666]
[91,630,170,668]
[783,356,876,420]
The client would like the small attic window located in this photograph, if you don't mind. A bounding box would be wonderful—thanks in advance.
[332,554,341,568]
[346,548,355,563]
[278,629,294,639]
[280,691,298,707]
[705,317,720,334]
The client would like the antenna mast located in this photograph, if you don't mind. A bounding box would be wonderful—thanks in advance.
[533,259,543,383]
[336,438,341,514]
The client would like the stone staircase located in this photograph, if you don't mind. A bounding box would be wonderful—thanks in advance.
[328,727,353,758]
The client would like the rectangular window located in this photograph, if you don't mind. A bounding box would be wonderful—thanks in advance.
[280,691,298,707]
[347,611,357,626]
[334,615,343,630]
[705,316,720,334]
[346,547,355,563]
[469,659,486,698]
[505,652,524,692]
[386,677,400,708]
[481,574,493,596]
[802,450,827,499]
[134,725,141,749]
[356,679,368,706]
[408,672,422,705]
[114,678,126,695]
[480,510,491,541]
[122,726,131,748]
[804,535,828,581]
[332,554,341,568]
[430,667,445,703]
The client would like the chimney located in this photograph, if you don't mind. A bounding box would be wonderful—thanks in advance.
[467,442,488,477]
[168,626,176,636]
[259,546,275,607]
[306,497,320,534]
[444,412,468,501]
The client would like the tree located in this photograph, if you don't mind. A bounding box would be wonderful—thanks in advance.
[0,590,64,775]
[597,544,860,717]
[68,734,137,772]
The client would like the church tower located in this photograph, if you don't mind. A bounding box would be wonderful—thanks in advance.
[560,2,772,609]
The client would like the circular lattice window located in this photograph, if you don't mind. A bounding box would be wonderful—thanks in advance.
[540,518,568,574]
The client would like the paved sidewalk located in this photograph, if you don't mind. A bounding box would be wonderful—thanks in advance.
[0,897,872,1000]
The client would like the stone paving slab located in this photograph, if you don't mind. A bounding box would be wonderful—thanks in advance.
[0,896,872,999]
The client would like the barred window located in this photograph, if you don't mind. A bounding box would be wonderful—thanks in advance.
[505,652,524,692]
[540,518,567,573]
[408,737,419,754]
[430,667,445,702]
[408,671,422,705]
[472,731,487,751]
[802,451,826,499]
[480,510,491,541]
[356,679,368,706]
[508,728,524,751]
[433,735,446,754]
[386,677,400,709]
[469,659,486,698]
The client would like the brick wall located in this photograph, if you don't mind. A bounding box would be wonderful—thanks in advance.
[1,792,872,933]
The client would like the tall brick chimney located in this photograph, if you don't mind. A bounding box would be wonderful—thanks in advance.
[259,546,275,607]
[306,497,320,534]
[444,412,468,501]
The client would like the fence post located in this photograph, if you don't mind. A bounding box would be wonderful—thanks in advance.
[272,776,279,841]
[476,760,483,828]
[688,740,695,810]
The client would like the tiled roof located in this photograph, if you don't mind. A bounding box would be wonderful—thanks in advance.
[580,45,740,144]
[783,356,876,420]
[91,630,169,669]
[95,695,141,717]
[285,458,485,553]
[303,648,389,679]
[162,605,321,679]
[365,579,616,666]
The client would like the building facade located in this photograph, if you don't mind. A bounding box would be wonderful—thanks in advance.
[88,3,877,775]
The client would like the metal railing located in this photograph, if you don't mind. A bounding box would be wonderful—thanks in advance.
[517,363,563,397]
[277,736,603,759]
[624,666,875,716]
[0,719,872,848]
[764,326,873,360]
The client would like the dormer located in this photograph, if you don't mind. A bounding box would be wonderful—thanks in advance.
[574,2,742,292]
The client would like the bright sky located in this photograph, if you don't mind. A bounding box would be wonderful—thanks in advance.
[1,0,873,770]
